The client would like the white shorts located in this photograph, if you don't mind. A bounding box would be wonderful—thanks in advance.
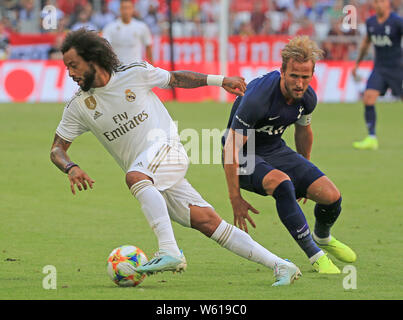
[128,142,212,227]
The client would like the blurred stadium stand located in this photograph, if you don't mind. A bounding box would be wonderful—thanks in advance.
[1,0,402,61]
[0,0,401,103]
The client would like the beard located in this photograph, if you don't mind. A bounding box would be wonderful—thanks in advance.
[284,80,304,101]
[80,64,96,92]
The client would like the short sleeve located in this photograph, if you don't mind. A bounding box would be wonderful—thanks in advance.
[139,62,171,89]
[230,88,268,135]
[55,99,89,142]
[303,86,317,114]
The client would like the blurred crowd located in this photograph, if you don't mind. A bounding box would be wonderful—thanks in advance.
[0,0,402,61]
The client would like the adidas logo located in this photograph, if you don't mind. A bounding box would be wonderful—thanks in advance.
[93,110,103,120]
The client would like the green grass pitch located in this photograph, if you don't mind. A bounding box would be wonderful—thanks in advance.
[0,100,402,300]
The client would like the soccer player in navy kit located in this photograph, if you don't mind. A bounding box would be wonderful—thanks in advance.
[352,0,403,150]
[222,36,357,273]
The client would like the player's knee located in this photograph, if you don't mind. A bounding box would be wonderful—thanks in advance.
[125,171,153,189]
[262,170,291,195]
[363,90,379,105]
[320,188,341,205]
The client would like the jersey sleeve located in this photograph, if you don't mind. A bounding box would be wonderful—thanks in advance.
[229,83,269,136]
[55,99,89,142]
[137,62,171,89]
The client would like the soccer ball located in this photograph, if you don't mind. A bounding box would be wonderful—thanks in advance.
[107,245,148,287]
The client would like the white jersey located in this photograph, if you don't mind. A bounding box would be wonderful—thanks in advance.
[102,18,152,64]
[56,62,180,172]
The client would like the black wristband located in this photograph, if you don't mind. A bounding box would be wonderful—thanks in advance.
[65,162,79,174]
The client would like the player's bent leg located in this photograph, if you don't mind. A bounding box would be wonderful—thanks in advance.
[306,176,356,263]
[126,171,185,275]
[353,89,379,150]
[190,205,301,286]
[264,171,326,265]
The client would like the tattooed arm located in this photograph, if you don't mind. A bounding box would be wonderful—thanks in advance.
[169,71,247,96]
[50,134,72,172]
[50,134,94,195]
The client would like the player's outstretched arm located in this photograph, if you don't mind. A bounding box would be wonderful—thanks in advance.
[169,71,246,96]
[223,129,259,233]
[50,134,95,195]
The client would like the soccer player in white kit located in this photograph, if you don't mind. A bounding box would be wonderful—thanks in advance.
[50,28,301,286]
[102,0,153,65]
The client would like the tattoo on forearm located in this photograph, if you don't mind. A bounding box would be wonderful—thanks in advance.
[50,134,71,172]
[170,71,207,88]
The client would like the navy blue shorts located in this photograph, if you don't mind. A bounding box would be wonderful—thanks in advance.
[237,145,325,199]
[366,67,403,97]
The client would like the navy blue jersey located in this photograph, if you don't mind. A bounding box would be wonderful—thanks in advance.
[222,71,317,154]
[366,12,403,68]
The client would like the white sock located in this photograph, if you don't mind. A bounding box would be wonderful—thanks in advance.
[130,180,181,256]
[308,250,325,264]
[312,232,332,245]
[210,220,286,269]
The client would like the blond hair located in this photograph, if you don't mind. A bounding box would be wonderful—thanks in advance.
[281,36,324,72]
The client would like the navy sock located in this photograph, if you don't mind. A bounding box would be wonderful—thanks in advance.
[272,180,321,259]
[314,197,342,239]
[364,105,376,136]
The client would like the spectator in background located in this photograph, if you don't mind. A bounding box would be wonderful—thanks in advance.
[200,0,220,23]
[41,0,65,33]
[183,0,200,22]
[0,20,10,60]
[103,0,153,64]
[326,18,353,60]
[70,4,98,31]
[91,0,115,30]
[295,17,315,36]
[136,0,155,19]
[1,0,20,32]
[238,21,255,37]
[107,0,121,17]
[275,0,294,12]
[293,0,308,22]
[144,2,162,35]
[321,40,334,60]
[57,0,88,17]
[259,15,275,35]
[278,9,293,34]
[18,0,41,33]
[250,1,266,34]
[47,33,64,60]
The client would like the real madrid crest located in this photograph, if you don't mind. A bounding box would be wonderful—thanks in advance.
[84,96,97,110]
[125,89,136,102]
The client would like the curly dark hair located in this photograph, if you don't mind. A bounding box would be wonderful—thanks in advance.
[61,28,121,74]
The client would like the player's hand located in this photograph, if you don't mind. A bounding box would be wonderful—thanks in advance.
[230,196,259,233]
[67,166,95,195]
[222,76,247,96]
[351,65,361,82]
